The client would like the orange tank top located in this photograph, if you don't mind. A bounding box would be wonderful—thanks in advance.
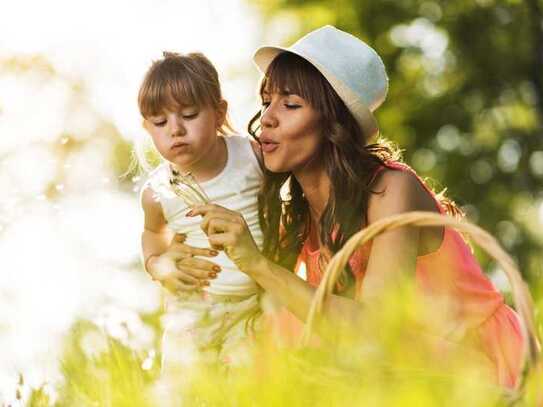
[294,161,524,388]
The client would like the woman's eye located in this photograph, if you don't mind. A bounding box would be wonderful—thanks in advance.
[285,103,301,109]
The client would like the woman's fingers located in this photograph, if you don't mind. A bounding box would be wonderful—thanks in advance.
[187,205,247,251]
[211,217,245,234]
[207,232,237,251]
[185,203,262,272]
[188,204,233,218]
[199,212,244,238]
[188,204,239,233]
[201,213,241,236]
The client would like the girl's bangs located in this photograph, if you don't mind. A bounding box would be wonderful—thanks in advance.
[139,66,208,118]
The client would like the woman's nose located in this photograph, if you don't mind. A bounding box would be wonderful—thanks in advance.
[260,105,278,128]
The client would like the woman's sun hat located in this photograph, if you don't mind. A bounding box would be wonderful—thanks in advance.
[253,25,388,138]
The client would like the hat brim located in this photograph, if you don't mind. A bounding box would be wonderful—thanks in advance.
[252,46,379,139]
[253,46,287,75]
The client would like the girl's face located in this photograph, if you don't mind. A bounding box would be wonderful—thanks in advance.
[144,102,224,172]
[259,90,323,174]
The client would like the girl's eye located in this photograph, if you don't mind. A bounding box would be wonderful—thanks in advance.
[182,112,199,120]
[153,120,166,127]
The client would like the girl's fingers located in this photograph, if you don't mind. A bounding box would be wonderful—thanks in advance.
[163,279,195,294]
[175,280,203,292]
[174,233,186,243]
[175,264,218,280]
[176,257,221,273]
[168,242,218,257]
[174,274,210,290]
[172,271,201,286]
[166,233,188,251]
[164,275,210,294]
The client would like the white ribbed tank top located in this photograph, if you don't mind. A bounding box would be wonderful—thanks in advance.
[147,135,263,296]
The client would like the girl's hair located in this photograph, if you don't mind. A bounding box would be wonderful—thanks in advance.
[135,51,234,172]
[249,52,461,292]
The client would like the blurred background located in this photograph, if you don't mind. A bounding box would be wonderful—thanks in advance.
[1,0,542,403]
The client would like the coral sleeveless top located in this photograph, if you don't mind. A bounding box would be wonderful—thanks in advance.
[296,161,524,389]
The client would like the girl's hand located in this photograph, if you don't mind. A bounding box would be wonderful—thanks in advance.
[147,234,221,294]
[187,204,265,273]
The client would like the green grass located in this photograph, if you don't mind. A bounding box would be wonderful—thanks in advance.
[19,283,543,406]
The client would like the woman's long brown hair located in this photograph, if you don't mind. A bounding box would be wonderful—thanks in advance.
[249,52,462,292]
[249,52,403,290]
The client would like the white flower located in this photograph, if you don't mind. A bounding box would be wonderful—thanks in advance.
[168,166,209,206]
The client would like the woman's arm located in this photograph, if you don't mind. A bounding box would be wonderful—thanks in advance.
[189,170,440,334]
[187,204,367,335]
[362,169,440,301]
[249,255,367,333]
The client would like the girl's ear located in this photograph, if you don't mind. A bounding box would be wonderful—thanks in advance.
[142,119,152,133]
[215,99,228,128]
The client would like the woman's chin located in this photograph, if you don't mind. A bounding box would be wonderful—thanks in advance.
[263,160,288,174]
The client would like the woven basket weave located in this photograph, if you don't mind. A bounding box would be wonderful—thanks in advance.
[301,211,541,373]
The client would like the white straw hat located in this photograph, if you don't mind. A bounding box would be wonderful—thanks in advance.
[253,25,388,138]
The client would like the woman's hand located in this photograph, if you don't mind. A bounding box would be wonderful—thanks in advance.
[187,204,265,273]
[147,233,221,294]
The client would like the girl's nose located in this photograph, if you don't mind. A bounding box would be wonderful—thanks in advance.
[260,105,278,129]
[170,117,186,137]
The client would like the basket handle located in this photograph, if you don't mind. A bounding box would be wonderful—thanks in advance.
[301,211,541,366]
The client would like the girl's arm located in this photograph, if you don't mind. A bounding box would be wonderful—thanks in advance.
[141,186,172,274]
[141,186,220,291]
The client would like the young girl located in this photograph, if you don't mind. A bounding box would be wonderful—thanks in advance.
[138,52,264,372]
[187,26,526,389]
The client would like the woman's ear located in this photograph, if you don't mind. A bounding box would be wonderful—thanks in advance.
[215,100,228,128]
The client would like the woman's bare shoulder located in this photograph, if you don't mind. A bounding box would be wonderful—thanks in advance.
[367,168,438,223]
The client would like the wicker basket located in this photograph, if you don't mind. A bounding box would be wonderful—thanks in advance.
[302,211,541,377]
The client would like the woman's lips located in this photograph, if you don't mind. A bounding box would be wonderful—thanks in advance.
[261,142,279,153]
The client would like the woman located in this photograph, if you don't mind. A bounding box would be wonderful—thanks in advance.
[166,26,524,389]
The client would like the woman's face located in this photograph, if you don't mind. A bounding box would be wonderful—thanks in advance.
[259,89,323,174]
